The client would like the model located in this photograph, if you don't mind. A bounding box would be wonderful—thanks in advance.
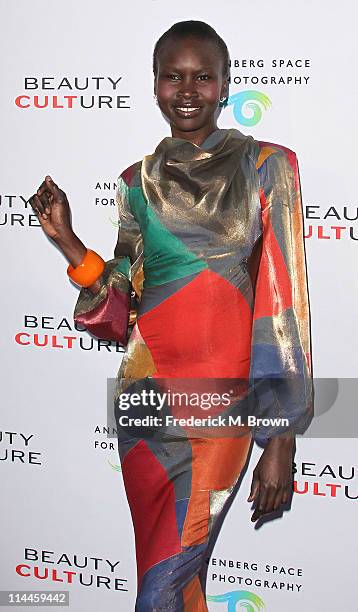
[30,20,313,612]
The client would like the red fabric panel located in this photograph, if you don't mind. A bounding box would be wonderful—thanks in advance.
[121,440,182,588]
[138,269,253,379]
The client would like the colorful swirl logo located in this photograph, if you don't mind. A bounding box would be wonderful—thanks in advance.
[226,91,271,126]
[207,589,265,611]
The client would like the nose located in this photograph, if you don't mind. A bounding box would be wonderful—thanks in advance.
[177,75,198,100]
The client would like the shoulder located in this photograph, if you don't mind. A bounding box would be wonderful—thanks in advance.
[118,160,143,189]
[254,140,301,208]
[255,140,298,173]
[254,140,300,197]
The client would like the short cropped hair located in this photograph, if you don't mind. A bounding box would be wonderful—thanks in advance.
[153,20,230,78]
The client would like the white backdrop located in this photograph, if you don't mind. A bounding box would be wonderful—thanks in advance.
[1,1,357,610]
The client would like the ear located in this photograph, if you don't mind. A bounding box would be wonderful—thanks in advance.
[153,72,158,97]
[221,77,229,100]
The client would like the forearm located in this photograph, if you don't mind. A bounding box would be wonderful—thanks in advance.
[54,230,102,295]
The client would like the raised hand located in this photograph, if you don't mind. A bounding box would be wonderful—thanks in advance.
[29,175,73,241]
[28,175,91,275]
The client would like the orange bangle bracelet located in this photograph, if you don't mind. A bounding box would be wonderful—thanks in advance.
[67,249,105,287]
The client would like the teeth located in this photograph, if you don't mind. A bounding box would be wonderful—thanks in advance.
[176,107,200,112]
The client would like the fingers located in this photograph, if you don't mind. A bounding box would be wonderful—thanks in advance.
[251,507,263,522]
[29,194,48,220]
[273,488,285,511]
[29,193,43,216]
[44,175,61,198]
[37,189,51,214]
[251,484,291,522]
[36,180,48,197]
[251,485,268,522]
[247,473,260,503]
[36,175,59,204]
[281,483,292,506]
[36,176,53,198]
[29,174,60,220]
[263,486,278,515]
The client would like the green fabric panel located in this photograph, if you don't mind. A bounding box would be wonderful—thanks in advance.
[115,257,130,277]
[129,186,207,287]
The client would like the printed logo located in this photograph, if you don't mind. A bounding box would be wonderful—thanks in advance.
[15,76,130,110]
[207,589,265,610]
[15,315,125,353]
[293,459,358,501]
[226,91,271,126]
[0,431,42,467]
[17,547,128,592]
[94,424,123,472]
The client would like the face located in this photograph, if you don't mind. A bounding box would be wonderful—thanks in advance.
[154,35,228,145]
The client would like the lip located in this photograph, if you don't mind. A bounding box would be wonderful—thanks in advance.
[173,105,202,118]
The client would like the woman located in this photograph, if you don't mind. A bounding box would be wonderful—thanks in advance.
[30,20,313,612]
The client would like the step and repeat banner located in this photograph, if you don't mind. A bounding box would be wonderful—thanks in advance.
[1,1,357,610]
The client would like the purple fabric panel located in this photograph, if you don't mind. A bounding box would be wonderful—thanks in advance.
[75,285,130,344]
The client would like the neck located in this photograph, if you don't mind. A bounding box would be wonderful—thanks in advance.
[170,123,218,147]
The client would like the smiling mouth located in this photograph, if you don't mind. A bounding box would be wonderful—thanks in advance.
[174,106,202,118]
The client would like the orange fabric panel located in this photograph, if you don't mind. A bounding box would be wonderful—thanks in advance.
[183,575,208,612]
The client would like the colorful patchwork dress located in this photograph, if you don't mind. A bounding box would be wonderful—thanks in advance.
[73,128,313,611]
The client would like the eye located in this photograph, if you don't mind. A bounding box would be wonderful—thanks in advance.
[197,74,211,81]
[167,74,180,81]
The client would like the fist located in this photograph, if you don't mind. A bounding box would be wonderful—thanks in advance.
[29,175,72,240]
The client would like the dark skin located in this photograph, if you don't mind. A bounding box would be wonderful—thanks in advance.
[154,35,229,146]
[29,34,294,522]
